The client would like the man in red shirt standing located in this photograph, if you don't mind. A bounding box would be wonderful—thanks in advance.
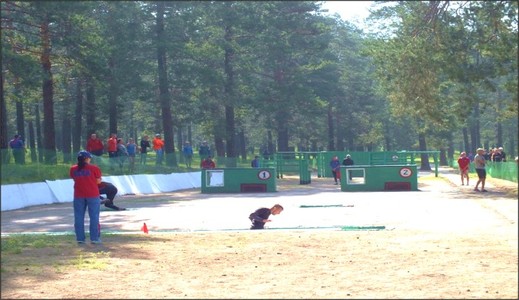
[457,151,470,186]
[86,133,104,157]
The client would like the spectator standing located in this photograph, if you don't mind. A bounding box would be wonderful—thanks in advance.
[492,147,505,162]
[330,155,341,185]
[9,134,25,165]
[474,148,487,192]
[69,151,102,244]
[106,133,118,170]
[200,156,216,169]
[498,147,507,162]
[152,134,165,165]
[457,152,470,186]
[251,155,260,168]
[199,141,211,159]
[484,148,493,161]
[126,138,137,173]
[140,135,151,165]
[86,133,104,157]
[342,154,354,180]
[182,141,194,168]
[116,138,129,173]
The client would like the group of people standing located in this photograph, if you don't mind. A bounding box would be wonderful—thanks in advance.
[458,146,507,192]
[86,133,166,172]
[330,154,354,185]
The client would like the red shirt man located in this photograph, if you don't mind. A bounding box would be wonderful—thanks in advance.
[86,134,104,156]
[107,133,118,157]
[457,152,470,186]
[200,156,216,169]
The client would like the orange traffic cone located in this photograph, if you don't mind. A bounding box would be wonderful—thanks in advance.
[141,222,149,234]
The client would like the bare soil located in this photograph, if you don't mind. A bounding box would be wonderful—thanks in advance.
[1,170,517,299]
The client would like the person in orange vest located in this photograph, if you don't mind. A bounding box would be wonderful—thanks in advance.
[106,133,118,170]
[152,133,165,165]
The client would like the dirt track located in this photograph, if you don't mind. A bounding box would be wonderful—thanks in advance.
[1,168,517,299]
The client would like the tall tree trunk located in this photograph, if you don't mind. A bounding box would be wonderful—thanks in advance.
[40,16,57,164]
[267,130,274,155]
[462,127,469,153]
[496,89,502,147]
[0,71,8,164]
[28,120,37,163]
[108,57,118,135]
[277,126,289,152]
[156,2,176,166]
[439,148,448,166]
[15,81,25,139]
[224,106,236,166]
[62,92,72,164]
[73,79,83,154]
[85,76,96,138]
[470,103,480,149]
[224,24,236,166]
[418,132,431,170]
[238,130,247,160]
[214,135,225,158]
[35,103,43,162]
[327,104,334,151]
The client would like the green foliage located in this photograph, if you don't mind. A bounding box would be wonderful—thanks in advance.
[1,0,517,170]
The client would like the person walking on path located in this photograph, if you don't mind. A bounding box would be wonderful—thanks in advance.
[474,148,487,192]
[69,151,102,244]
[152,134,165,165]
[457,151,470,186]
[249,204,284,230]
[330,156,341,185]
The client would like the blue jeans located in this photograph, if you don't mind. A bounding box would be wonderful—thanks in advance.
[140,153,147,165]
[155,149,163,165]
[73,197,101,242]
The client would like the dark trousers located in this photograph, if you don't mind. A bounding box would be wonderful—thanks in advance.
[99,183,119,210]
[250,219,265,230]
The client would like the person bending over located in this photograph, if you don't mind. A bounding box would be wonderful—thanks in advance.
[98,181,126,211]
[249,204,284,230]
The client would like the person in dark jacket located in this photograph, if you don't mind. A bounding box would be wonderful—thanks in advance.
[342,154,354,180]
[98,181,126,211]
[249,204,284,230]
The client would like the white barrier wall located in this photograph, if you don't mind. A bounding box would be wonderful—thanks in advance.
[1,171,201,211]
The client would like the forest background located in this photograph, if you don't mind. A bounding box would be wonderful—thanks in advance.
[1,1,517,180]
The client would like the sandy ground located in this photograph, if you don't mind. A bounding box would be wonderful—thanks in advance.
[1,168,517,299]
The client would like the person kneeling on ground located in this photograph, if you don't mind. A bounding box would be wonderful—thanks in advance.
[98,181,126,211]
[249,204,284,230]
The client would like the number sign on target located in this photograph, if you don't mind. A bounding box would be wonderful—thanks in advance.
[258,170,271,180]
[399,167,413,178]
